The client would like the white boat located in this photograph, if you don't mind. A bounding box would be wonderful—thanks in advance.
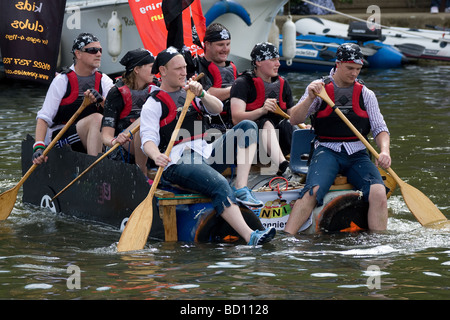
[61,0,288,75]
[201,0,288,70]
[295,17,450,63]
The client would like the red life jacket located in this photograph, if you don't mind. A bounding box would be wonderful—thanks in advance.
[116,80,152,119]
[206,60,238,88]
[245,75,286,111]
[53,69,103,125]
[200,58,237,123]
[151,89,208,152]
[313,77,370,142]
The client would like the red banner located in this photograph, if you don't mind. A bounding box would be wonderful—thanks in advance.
[128,0,205,57]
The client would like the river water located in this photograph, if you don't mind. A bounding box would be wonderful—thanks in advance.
[0,65,449,304]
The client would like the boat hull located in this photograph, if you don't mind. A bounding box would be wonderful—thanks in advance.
[21,134,380,242]
[279,34,407,72]
[21,135,263,242]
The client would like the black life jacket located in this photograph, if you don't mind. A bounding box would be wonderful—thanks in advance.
[152,89,209,152]
[198,57,237,124]
[204,60,238,89]
[312,77,370,142]
[113,79,153,133]
[241,71,287,112]
[53,69,103,125]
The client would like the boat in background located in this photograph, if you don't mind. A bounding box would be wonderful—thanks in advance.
[294,17,450,63]
[61,0,288,75]
[279,34,408,72]
[201,0,288,71]
[278,16,410,72]
[63,0,138,75]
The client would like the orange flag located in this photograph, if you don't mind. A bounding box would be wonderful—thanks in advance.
[128,0,205,57]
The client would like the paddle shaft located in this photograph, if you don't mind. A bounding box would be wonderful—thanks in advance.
[117,73,204,252]
[21,97,94,189]
[0,96,98,220]
[317,88,407,182]
[273,103,307,129]
[52,123,141,201]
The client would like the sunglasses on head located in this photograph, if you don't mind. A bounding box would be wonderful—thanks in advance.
[81,47,102,54]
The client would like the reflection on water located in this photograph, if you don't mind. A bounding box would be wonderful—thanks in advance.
[0,65,449,301]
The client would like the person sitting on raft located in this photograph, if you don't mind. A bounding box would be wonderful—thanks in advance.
[140,47,276,246]
[101,48,156,176]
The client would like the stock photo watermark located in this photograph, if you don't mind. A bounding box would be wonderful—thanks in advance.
[66,265,81,290]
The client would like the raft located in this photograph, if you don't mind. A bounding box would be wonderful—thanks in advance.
[20,133,395,243]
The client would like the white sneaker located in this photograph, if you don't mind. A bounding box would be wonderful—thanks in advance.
[431,6,439,13]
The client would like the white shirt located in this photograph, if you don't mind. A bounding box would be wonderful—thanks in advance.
[140,87,219,169]
[36,64,114,143]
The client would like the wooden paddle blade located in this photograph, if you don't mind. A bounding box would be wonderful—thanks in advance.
[398,181,447,226]
[116,74,204,252]
[0,186,19,220]
[0,97,91,220]
[117,195,154,252]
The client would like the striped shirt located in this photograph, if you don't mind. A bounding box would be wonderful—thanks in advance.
[298,74,389,155]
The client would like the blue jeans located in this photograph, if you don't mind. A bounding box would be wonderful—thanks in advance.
[162,120,258,215]
[299,145,386,206]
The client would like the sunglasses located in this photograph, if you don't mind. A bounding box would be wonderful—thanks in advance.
[81,47,102,54]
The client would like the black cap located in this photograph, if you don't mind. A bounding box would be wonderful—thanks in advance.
[120,48,155,75]
[151,46,182,74]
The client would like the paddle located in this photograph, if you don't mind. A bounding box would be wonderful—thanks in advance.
[272,103,307,129]
[315,87,447,226]
[117,73,204,252]
[0,95,101,220]
[52,121,141,201]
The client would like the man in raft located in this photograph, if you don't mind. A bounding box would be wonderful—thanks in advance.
[230,42,296,179]
[196,23,237,133]
[139,47,276,246]
[286,43,391,233]
[32,33,114,164]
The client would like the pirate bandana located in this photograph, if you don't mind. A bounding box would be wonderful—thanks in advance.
[335,43,364,65]
[151,46,182,74]
[204,26,231,43]
[250,42,279,66]
[120,48,155,75]
[71,33,99,53]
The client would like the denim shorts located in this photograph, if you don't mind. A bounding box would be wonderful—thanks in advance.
[162,120,258,215]
[299,145,386,206]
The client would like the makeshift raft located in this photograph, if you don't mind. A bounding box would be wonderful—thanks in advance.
[21,134,395,243]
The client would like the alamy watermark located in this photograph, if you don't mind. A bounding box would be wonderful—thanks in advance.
[366,5,381,31]
[66,264,81,290]
[174,124,279,175]
[366,265,382,289]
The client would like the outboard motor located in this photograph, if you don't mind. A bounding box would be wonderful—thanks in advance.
[347,21,382,42]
